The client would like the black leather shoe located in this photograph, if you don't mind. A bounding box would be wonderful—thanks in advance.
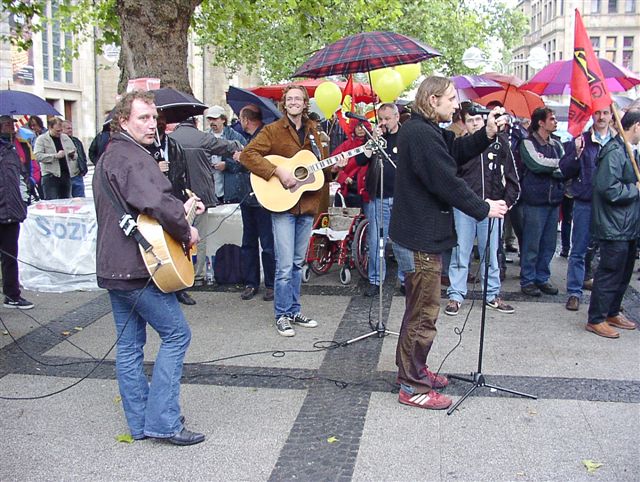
[521,284,542,297]
[241,286,257,300]
[536,282,559,295]
[176,291,196,305]
[263,288,274,301]
[364,284,379,297]
[164,428,205,446]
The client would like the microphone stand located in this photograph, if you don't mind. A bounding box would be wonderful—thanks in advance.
[345,125,398,345]
[447,133,536,415]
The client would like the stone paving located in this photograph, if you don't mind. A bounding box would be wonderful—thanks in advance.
[0,252,638,481]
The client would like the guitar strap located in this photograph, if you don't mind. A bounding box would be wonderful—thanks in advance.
[99,164,153,253]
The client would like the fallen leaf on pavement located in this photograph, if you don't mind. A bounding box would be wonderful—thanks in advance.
[114,395,122,403]
[582,460,603,473]
[61,331,71,336]
[327,436,339,444]
[115,434,134,444]
[74,326,83,331]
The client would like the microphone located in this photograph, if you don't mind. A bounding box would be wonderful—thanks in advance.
[345,112,369,123]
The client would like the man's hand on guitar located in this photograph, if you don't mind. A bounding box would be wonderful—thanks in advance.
[232,151,242,161]
[275,165,297,189]
[184,197,205,216]
[188,226,200,248]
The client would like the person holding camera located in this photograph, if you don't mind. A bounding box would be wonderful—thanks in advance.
[444,104,520,316]
[34,117,79,200]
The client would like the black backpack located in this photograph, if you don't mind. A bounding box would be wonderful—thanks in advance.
[214,244,243,284]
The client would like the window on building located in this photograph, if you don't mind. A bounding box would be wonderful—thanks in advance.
[591,36,600,56]
[605,36,617,62]
[560,0,564,14]
[625,0,635,13]
[622,36,634,69]
[608,0,618,13]
[591,0,600,13]
[40,0,73,83]
[42,20,50,80]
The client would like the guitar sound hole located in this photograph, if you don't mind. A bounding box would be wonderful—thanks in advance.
[293,166,309,181]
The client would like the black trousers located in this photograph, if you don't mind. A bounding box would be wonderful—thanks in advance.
[41,174,71,200]
[587,239,637,325]
[0,222,21,299]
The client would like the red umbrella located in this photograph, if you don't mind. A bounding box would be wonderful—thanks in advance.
[522,58,640,95]
[250,79,375,103]
[476,84,544,118]
[292,31,440,78]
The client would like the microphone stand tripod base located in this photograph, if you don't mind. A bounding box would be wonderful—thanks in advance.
[447,372,536,415]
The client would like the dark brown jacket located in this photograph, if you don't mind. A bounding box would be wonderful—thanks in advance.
[93,132,191,290]
[239,115,330,216]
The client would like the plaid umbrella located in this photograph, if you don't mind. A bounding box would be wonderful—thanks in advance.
[292,31,440,78]
[522,58,640,95]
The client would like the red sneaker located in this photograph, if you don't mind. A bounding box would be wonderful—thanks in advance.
[399,389,452,410]
[396,367,449,389]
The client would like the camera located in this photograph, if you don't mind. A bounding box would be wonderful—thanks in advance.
[467,104,493,117]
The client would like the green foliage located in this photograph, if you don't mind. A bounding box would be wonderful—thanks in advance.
[2,0,527,83]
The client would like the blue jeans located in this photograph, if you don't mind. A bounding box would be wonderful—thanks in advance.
[271,212,313,319]
[447,209,500,303]
[241,204,275,289]
[364,197,403,286]
[566,200,592,297]
[71,175,85,197]
[520,204,559,287]
[108,285,191,439]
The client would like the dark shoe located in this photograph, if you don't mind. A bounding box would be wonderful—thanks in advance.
[505,245,518,253]
[176,291,196,305]
[364,284,379,297]
[3,296,34,310]
[582,278,593,291]
[399,284,406,296]
[566,296,580,311]
[440,275,450,286]
[521,284,541,297]
[241,286,257,300]
[486,297,514,314]
[263,288,274,301]
[559,249,569,258]
[585,322,619,339]
[163,428,205,446]
[536,282,558,295]
[606,314,637,330]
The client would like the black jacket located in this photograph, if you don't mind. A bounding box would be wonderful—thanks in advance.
[389,113,491,254]
[456,132,520,208]
[0,139,28,224]
[591,136,640,241]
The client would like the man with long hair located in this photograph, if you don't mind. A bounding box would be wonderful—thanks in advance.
[390,76,508,410]
[240,85,348,337]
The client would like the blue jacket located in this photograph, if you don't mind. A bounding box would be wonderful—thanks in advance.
[519,132,565,206]
[559,128,613,202]
[215,126,247,203]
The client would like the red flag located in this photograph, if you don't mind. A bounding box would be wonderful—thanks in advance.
[568,9,613,137]
[336,74,355,136]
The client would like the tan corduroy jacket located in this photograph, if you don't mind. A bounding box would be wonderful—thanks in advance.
[34,132,80,178]
[239,115,330,216]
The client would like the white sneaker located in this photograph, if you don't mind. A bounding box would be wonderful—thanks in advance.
[292,313,318,328]
[276,316,295,337]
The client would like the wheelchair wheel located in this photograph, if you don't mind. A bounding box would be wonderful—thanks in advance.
[302,264,311,283]
[310,235,334,275]
[339,266,351,285]
[352,218,369,280]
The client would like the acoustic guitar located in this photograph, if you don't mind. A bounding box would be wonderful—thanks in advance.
[250,139,384,212]
[137,193,198,293]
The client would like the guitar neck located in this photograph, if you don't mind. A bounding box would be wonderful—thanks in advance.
[309,145,369,173]
[185,201,198,226]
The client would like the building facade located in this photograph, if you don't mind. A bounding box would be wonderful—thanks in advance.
[512,0,640,81]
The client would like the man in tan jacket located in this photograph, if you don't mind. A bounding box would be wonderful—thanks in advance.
[240,85,347,337]
[34,117,79,199]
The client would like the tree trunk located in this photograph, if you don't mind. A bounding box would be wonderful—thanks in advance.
[115,0,202,94]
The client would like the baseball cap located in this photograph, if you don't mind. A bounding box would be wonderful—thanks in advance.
[206,105,226,119]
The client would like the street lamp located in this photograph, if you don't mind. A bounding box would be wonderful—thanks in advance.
[462,46,548,76]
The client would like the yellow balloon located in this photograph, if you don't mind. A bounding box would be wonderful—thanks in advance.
[314,81,342,119]
[370,67,392,86]
[372,70,404,103]
[394,63,421,88]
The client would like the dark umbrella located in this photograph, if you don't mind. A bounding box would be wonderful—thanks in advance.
[292,31,440,78]
[451,75,503,101]
[151,87,208,123]
[226,86,282,125]
[0,90,61,116]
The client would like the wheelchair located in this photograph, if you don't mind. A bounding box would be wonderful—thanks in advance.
[302,201,369,285]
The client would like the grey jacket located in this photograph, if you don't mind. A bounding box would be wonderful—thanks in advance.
[170,122,242,208]
[34,131,80,178]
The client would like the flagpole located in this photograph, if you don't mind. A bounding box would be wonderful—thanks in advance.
[611,105,640,180]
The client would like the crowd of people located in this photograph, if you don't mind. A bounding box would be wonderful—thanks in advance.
[1,78,639,443]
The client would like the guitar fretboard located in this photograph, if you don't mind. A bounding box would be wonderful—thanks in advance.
[308,145,369,173]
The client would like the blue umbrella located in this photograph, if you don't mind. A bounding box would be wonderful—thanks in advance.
[226,86,282,125]
[0,90,61,116]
